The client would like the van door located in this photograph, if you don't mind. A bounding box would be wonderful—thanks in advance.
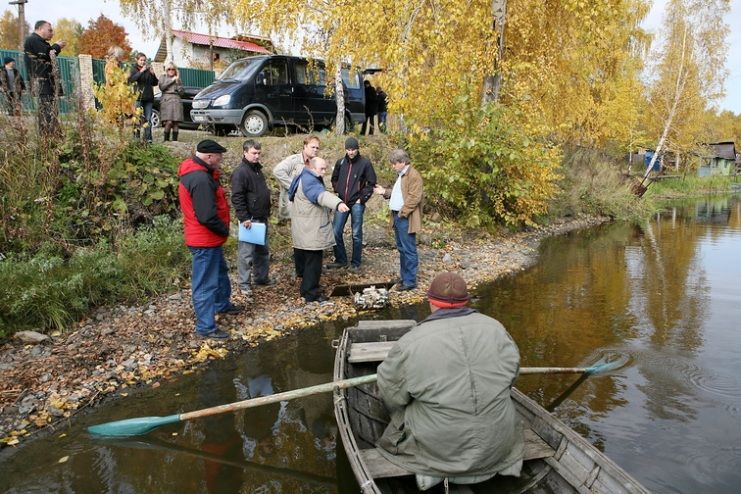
[293,60,334,127]
[253,58,291,123]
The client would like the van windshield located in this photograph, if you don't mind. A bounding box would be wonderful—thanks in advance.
[219,59,261,82]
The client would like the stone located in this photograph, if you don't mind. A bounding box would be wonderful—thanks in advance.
[13,331,51,344]
[442,253,453,264]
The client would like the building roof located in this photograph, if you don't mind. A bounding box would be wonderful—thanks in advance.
[171,30,273,54]
[708,142,736,160]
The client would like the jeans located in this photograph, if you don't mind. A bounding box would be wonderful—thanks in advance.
[333,202,365,267]
[136,100,154,142]
[189,246,232,334]
[393,213,418,287]
[237,223,270,290]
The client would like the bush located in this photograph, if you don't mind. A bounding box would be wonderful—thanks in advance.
[0,217,188,338]
[409,99,561,227]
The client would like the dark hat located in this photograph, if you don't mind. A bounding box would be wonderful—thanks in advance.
[344,137,359,150]
[427,272,469,308]
[197,139,228,153]
[3,57,14,65]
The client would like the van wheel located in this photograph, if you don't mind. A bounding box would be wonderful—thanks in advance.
[151,110,161,129]
[240,110,268,137]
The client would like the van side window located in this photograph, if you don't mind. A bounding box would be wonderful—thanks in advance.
[260,60,288,86]
[341,68,361,89]
[295,63,326,86]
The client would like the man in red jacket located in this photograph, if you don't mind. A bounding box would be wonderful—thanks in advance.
[179,139,241,339]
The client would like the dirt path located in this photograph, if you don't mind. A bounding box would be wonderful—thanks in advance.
[0,215,607,448]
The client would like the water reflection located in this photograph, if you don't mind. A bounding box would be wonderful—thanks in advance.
[2,196,740,493]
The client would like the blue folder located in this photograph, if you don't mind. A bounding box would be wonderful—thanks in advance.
[238,222,267,245]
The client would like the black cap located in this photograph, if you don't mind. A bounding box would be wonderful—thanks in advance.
[3,57,14,65]
[345,137,359,150]
[197,139,228,153]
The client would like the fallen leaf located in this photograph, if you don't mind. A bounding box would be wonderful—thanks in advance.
[58,456,69,463]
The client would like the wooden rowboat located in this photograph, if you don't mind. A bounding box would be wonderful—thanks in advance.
[333,320,649,494]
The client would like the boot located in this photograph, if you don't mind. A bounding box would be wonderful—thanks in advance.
[164,129,170,141]
[172,130,179,142]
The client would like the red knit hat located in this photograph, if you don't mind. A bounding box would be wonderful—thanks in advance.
[427,272,469,308]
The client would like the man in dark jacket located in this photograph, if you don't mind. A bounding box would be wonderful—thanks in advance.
[179,139,242,339]
[231,139,273,297]
[128,52,159,143]
[327,137,377,271]
[1,57,25,116]
[377,272,524,490]
[23,20,66,135]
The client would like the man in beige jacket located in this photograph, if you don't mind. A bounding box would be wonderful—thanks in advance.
[288,157,349,302]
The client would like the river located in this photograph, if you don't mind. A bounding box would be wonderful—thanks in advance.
[1,195,739,493]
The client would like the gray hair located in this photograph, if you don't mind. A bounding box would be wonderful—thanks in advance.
[107,46,124,60]
[309,157,326,170]
[242,139,261,151]
[389,149,410,164]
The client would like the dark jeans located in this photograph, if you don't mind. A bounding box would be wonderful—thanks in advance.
[392,212,418,287]
[38,95,60,136]
[189,246,232,334]
[296,248,323,301]
[136,100,154,142]
[332,202,365,267]
[237,224,270,290]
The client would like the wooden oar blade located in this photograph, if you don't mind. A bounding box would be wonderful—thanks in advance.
[88,414,181,437]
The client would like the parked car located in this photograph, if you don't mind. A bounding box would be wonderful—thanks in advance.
[152,86,203,129]
[190,55,365,137]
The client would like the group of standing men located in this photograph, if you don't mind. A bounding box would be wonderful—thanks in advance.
[177,136,424,338]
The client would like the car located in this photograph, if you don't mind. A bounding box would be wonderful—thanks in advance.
[152,86,203,129]
[190,55,365,137]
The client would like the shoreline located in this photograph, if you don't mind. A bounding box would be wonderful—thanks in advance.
[0,215,608,448]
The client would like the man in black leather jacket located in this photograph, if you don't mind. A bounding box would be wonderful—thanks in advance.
[327,137,377,271]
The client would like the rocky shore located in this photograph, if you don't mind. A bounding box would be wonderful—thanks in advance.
[0,215,607,448]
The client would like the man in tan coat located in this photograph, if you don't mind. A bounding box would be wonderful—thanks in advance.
[374,149,424,290]
[288,157,349,302]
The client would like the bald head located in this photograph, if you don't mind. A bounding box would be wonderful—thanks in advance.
[309,157,328,176]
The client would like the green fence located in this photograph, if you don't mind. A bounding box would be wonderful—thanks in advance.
[1,48,79,113]
[177,67,215,88]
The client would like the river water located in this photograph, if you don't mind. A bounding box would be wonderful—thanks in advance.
[1,195,739,493]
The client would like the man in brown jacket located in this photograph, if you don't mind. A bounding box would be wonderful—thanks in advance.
[374,149,423,290]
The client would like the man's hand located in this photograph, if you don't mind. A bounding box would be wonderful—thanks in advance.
[241,219,252,229]
[373,185,386,196]
[57,40,67,48]
[338,203,350,213]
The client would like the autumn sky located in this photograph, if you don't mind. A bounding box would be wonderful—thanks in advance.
[20,0,741,113]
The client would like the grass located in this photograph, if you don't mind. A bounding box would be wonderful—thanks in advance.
[644,175,739,198]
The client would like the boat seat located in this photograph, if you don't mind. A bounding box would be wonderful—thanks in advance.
[348,341,396,363]
[359,428,555,479]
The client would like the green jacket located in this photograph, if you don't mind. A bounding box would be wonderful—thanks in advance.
[377,309,524,477]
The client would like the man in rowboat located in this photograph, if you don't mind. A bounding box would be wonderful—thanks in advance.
[376,272,524,490]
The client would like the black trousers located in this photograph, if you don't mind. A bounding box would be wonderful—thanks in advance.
[296,248,323,301]
[294,248,305,278]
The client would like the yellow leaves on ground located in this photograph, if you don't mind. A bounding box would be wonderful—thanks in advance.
[191,344,229,363]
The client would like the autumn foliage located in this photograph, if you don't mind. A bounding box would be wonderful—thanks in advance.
[79,15,132,59]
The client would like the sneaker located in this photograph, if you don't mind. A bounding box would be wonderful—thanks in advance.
[325,262,348,269]
[197,329,229,339]
[240,288,253,297]
[218,304,244,315]
[397,284,417,291]
[349,265,361,272]
[254,278,275,286]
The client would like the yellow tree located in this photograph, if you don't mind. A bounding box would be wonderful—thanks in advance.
[0,10,29,50]
[641,0,730,178]
[53,18,83,57]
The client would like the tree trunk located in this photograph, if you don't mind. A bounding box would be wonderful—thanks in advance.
[641,24,689,187]
[162,0,174,63]
[481,0,507,105]
[335,63,345,135]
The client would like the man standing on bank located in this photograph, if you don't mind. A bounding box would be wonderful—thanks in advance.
[377,272,524,490]
[231,139,273,299]
[374,149,423,291]
[288,157,350,302]
[23,20,66,136]
[327,137,377,272]
[179,139,242,339]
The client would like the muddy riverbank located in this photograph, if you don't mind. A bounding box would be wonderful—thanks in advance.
[0,215,606,448]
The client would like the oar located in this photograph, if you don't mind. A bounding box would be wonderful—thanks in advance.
[88,363,621,438]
